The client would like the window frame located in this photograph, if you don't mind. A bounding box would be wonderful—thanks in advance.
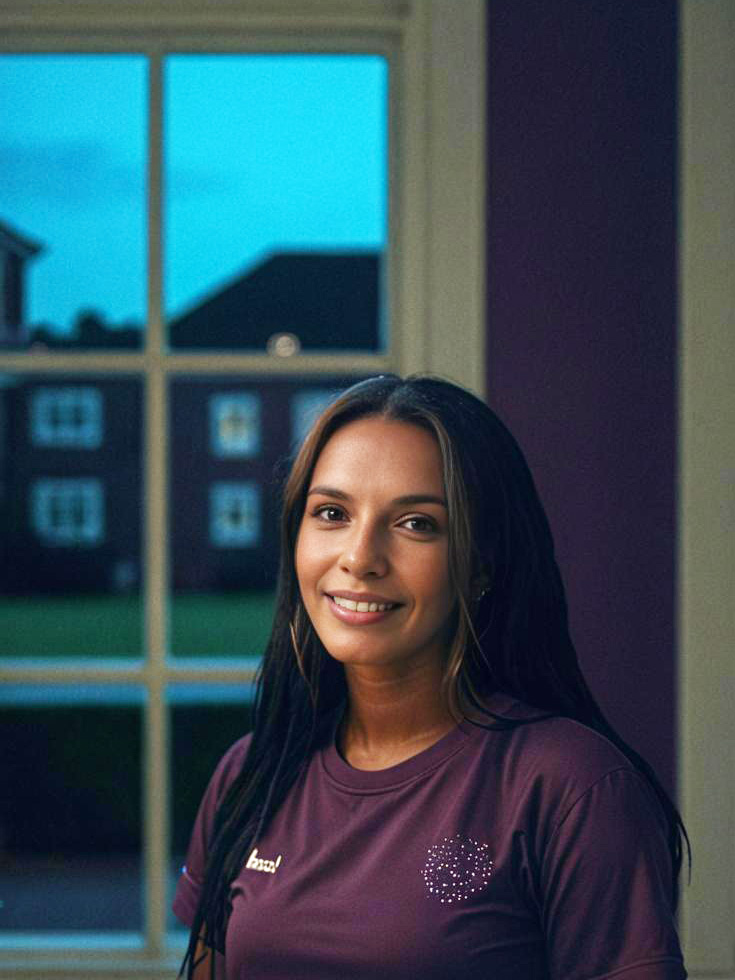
[0,1,486,976]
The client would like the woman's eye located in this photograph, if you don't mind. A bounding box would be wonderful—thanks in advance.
[315,505,346,523]
[400,516,436,533]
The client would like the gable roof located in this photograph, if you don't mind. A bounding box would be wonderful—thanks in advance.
[169,250,381,351]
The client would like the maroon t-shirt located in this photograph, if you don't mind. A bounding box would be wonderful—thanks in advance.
[173,694,686,980]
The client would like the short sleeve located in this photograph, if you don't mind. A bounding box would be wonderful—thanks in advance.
[540,767,686,980]
[172,734,252,928]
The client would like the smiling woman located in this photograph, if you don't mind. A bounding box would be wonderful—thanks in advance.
[173,374,688,980]
[295,417,457,770]
[296,418,454,672]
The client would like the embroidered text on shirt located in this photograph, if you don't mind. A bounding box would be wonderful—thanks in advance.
[246,847,283,874]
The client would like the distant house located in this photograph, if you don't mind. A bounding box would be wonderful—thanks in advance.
[1,247,379,596]
[0,376,143,596]
[0,218,42,347]
[169,250,381,351]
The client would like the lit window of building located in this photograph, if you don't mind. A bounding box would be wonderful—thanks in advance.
[31,478,105,546]
[290,388,340,448]
[30,386,103,449]
[209,481,260,547]
[209,392,261,458]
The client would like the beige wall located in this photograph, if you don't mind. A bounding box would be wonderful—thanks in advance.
[678,1,735,975]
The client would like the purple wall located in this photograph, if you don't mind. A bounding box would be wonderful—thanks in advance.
[485,1,678,793]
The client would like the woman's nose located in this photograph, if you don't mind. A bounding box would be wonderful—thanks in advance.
[339,524,388,578]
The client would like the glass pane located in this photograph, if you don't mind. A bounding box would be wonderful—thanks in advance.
[0,687,143,933]
[0,55,146,350]
[169,376,351,657]
[168,686,254,933]
[0,375,143,657]
[164,55,387,351]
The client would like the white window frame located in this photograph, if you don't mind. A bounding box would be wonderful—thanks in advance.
[0,2,486,977]
[31,477,104,546]
[30,386,103,449]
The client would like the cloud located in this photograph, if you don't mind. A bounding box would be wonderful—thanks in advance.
[0,140,140,202]
[0,140,234,204]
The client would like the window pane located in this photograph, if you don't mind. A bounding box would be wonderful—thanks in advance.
[169,376,350,657]
[0,687,143,933]
[168,686,254,933]
[0,376,143,657]
[0,55,146,350]
[164,55,387,351]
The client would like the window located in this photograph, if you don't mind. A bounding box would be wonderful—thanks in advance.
[30,387,103,449]
[209,393,260,458]
[31,478,104,546]
[0,2,486,977]
[290,387,339,447]
[209,482,260,548]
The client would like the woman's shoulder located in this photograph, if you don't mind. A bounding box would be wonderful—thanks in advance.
[469,692,647,810]
[217,731,253,769]
[202,732,254,809]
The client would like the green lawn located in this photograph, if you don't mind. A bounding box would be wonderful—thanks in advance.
[0,592,276,658]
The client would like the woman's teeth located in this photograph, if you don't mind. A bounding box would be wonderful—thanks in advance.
[331,596,395,613]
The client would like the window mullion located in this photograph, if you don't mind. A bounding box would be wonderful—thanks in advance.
[143,49,169,956]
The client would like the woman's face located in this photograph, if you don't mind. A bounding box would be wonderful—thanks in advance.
[295,416,456,676]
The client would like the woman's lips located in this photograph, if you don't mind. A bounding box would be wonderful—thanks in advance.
[326,593,401,625]
[331,594,397,613]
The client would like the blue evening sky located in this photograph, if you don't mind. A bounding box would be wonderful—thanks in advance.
[0,53,387,333]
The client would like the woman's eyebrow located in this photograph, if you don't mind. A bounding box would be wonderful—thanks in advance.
[392,494,447,508]
[306,485,350,500]
[306,486,447,508]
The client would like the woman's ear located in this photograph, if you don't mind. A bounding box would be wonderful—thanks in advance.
[471,570,491,603]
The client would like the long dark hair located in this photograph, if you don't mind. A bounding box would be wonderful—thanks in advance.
[182,374,688,974]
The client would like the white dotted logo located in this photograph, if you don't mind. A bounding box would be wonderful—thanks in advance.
[421,834,494,904]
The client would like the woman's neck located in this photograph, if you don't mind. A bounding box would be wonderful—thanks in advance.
[338,661,458,771]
